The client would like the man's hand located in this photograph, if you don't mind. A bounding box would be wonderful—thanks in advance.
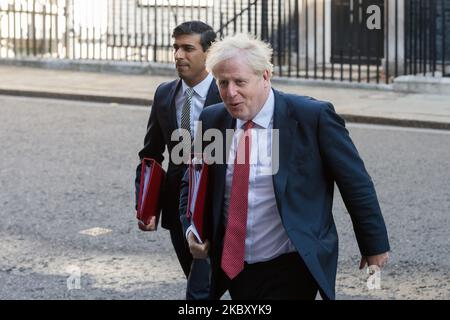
[359,252,389,270]
[187,231,210,259]
[138,216,156,231]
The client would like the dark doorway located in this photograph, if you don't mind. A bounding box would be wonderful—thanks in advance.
[331,0,384,64]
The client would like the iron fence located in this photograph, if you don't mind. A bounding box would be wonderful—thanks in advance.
[0,0,448,83]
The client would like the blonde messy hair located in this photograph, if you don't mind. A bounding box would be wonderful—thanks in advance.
[206,33,273,77]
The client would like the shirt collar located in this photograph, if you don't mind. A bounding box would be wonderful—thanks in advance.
[181,73,214,98]
[236,88,274,130]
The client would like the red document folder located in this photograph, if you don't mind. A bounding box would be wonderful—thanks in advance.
[136,158,165,228]
[186,156,210,243]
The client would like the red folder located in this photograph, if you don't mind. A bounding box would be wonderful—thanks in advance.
[186,155,210,243]
[136,158,165,228]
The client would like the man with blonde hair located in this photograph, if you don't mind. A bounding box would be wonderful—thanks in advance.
[180,33,390,300]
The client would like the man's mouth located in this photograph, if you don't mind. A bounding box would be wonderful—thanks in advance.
[229,102,242,109]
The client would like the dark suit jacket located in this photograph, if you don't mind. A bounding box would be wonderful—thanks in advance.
[179,89,390,300]
[135,78,222,230]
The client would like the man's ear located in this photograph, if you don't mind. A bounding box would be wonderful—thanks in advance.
[262,70,270,87]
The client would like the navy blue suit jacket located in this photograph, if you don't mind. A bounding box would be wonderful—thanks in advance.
[136,78,221,230]
[179,89,390,299]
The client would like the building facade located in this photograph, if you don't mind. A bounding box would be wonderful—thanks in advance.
[0,0,448,83]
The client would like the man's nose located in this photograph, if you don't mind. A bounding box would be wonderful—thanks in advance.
[226,83,238,97]
[174,49,184,60]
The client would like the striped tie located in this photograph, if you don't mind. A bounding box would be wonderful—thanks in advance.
[181,87,194,138]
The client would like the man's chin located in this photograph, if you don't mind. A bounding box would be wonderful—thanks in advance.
[227,109,248,121]
[176,68,190,77]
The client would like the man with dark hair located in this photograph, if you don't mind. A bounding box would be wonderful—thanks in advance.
[172,21,217,52]
[135,21,221,299]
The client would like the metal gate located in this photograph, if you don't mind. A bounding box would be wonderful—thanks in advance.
[0,0,448,82]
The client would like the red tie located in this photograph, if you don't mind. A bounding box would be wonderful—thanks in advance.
[221,121,253,279]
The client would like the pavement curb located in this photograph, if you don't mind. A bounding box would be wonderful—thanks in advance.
[1,89,449,131]
[0,57,178,77]
[340,114,450,131]
[0,89,152,106]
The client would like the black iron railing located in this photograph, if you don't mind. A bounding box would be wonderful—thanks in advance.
[405,0,450,77]
[0,0,448,83]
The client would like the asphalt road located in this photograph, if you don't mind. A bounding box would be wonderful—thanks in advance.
[0,95,449,300]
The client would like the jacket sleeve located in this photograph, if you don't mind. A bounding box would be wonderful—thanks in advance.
[179,168,191,237]
[134,85,166,210]
[318,103,390,256]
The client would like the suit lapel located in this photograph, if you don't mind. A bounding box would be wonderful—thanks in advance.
[167,80,182,132]
[272,90,297,207]
[212,110,235,239]
[204,80,221,107]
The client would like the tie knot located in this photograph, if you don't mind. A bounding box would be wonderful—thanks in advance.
[243,121,254,131]
[185,87,194,97]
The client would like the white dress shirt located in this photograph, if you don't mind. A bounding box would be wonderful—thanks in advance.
[175,73,214,137]
[223,89,297,264]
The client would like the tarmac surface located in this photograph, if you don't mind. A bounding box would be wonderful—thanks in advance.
[1,94,449,300]
[1,64,449,299]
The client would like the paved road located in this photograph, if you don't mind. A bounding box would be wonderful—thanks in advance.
[0,95,448,299]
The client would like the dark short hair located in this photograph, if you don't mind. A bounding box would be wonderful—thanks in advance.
[172,21,216,52]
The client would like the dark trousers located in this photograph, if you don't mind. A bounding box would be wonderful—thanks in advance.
[186,259,211,300]
[228,252,318,300]
[169,222,192,277]
[169,221,210,300]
